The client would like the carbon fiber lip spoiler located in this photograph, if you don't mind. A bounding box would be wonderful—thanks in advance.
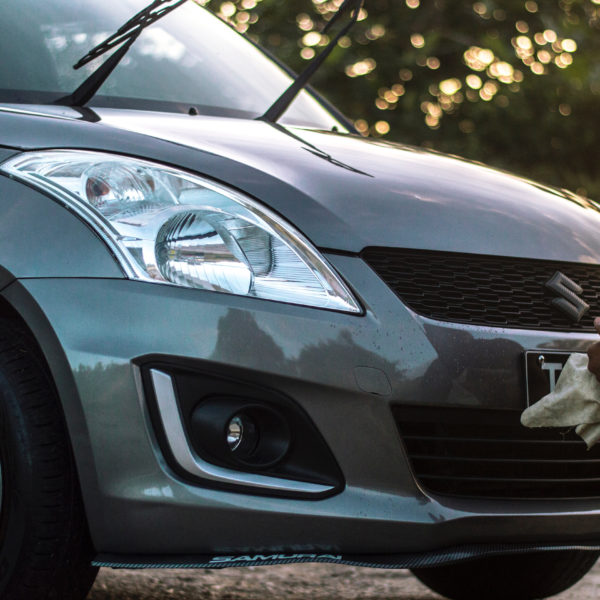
[94,541,600,570]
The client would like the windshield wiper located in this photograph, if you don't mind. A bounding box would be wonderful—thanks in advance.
[260,0,364,124]
[55,0,187,107]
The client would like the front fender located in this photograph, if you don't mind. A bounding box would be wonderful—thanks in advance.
[0,168,125,547]
[0,172,123,279]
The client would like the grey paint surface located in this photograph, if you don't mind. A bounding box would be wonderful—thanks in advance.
[5,254,600,555]
[0,147,18,162]
[1,106,600,559]
[2,106,600,262]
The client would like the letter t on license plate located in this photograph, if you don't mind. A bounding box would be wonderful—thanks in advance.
[525,351,572,407]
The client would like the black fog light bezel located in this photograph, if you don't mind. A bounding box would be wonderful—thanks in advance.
[137,356,344,498]
[191,397,292,469]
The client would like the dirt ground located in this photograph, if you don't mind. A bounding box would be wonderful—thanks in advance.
[87,561,600,599]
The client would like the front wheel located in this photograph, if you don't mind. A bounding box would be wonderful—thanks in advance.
[0,319,98,599]
[411,550,599,600]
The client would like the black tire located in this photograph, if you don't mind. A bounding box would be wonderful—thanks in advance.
[0,319,98,600]
[411,550,599,600]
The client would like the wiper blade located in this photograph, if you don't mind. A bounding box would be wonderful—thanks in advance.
[269,122,373,177]
[55,0,187,107]
[260,0,365,124]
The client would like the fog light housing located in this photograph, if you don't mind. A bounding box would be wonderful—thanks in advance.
[141,363,345,496]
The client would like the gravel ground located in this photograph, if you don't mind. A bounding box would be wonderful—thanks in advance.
[87,561,600,599]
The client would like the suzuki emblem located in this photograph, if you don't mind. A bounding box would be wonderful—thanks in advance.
[545,271,590,323]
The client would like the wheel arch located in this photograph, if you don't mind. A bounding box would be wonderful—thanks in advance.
[0,171,125,550]
[0,279,101,549]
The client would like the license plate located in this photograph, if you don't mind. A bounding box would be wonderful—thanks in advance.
[525,351,572,407]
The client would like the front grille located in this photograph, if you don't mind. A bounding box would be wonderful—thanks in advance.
[361,247,600,331]
[393,406,600,499]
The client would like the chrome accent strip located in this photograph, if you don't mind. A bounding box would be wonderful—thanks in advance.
[149,369,334,494]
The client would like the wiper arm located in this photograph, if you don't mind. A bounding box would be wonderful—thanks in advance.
[260,0,364,124]
[55,0,187,107]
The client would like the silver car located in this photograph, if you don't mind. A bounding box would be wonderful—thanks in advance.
[0,1,599,599]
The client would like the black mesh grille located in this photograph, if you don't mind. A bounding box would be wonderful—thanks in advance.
[361,247,600,331]
[393,406,600,499]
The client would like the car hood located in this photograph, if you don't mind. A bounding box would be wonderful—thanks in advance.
[3,104,600,264]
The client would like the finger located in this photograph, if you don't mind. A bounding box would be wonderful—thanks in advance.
[589,364,600,382]
[587,341,600,365]
[594,316,600,335]
[588,343,600,382]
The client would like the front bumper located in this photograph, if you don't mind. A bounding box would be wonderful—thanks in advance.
[8,253,600,557]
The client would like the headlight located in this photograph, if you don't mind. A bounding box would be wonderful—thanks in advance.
[1,151,361,313]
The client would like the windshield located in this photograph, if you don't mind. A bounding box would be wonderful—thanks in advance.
[0,0,344,129]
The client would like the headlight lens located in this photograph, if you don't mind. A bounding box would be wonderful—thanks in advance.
[1,151,360,313]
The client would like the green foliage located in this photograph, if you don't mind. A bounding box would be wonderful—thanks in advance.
[204,0,600,198]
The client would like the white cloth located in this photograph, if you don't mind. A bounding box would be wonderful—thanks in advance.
[521,352,600,448]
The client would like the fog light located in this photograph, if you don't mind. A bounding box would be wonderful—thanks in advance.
[226,413,260,459]
[226,416,243,451]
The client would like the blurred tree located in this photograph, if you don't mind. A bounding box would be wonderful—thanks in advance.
[202,0,600,198]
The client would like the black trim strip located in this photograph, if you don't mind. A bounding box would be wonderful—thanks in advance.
[94,541,600,570]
